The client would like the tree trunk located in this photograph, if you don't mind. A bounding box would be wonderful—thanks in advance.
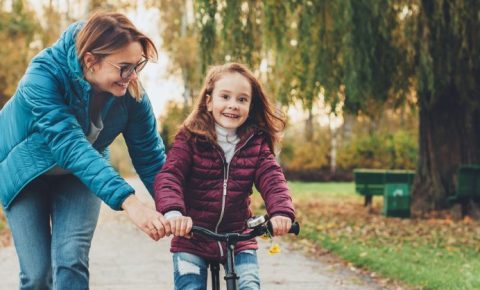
[411,88,480,217]
[305,107,313,141]
[341,113,354,142]
[329,115,337,173]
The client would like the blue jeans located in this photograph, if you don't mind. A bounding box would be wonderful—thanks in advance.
[172,250,260,290]
[4,174,101,290]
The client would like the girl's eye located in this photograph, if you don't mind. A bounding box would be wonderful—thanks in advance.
[221,94,229,100]
[239,97,248,103]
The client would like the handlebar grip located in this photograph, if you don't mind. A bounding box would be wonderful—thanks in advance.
[267,221,300,236]
[289,222,300,235]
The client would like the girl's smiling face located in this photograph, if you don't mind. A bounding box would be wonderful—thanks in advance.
[207,72,252,130]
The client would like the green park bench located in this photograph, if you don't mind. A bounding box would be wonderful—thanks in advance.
[448,164,480,207]
[354,169,415,218]
[353,169,386,206]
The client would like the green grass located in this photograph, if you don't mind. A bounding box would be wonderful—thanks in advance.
[303,224,480,290]
[287,181,355,199]
[254,181,480,290]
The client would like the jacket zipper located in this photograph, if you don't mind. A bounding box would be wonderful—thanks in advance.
[214,156,228,258]
[213,133,255,258]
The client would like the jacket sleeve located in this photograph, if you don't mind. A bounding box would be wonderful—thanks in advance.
[254,140,295,221]
[20,73,134,210]
[154,131,192,215]
[123,93,166,196]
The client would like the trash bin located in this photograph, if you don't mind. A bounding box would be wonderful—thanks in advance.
[385,170,415,185]
[383,183,410,218]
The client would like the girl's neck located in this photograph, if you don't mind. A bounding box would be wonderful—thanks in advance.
[215,123,237,137]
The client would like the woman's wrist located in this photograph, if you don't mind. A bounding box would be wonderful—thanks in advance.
[121,194,138,210]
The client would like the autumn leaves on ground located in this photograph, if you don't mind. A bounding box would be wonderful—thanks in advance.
[0,208,10,247]
[1,182,479,290]
[259,182,480,290]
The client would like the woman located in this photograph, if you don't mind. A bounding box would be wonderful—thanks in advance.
[0,11,171,289]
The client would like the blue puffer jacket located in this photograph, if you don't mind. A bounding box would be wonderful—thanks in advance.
[0,21,165,210]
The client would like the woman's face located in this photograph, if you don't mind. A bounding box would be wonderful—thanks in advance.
[86,41,144,97]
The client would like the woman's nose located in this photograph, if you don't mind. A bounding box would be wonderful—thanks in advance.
[127,70,138,81]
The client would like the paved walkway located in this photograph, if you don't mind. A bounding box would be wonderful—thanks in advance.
[0,177,391,290]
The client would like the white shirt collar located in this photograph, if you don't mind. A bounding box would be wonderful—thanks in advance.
[215,123,237,141]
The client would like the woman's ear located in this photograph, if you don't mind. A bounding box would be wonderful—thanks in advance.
[206,94,213,112]
[83,52,97,72]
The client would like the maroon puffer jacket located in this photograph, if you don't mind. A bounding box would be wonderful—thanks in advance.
[154,128,295,262]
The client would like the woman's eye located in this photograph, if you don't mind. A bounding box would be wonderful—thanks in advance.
[120,65,131,73]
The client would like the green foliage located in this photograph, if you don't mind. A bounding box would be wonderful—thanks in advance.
[280,125,331,171]
[336,129,417,170]
[194,0,218,75]
[416,0,480,110]
[341,0,410,114]
[40,2,63,48]
[0,0,41,108]
[280,104,418,177]
[192,0,411,115]
[155,0,203,103]
[158,100,190,149]
[109,135,135,176]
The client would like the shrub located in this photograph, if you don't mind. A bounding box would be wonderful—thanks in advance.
[336,129,417,170]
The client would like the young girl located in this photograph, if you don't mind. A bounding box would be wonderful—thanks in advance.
[154,63,295,290]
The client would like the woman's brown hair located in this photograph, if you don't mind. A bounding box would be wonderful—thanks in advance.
[76,11,157,101]
[183,63,286,153]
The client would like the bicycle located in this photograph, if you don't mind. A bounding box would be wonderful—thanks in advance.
[190,215,300,290]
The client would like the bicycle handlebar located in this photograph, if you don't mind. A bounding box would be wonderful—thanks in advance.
[191,220,300,243]
[191,217,299,290]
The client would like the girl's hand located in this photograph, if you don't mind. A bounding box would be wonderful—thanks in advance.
[122,195,172,240]
[169,216,193,238]
[270,215,292,236]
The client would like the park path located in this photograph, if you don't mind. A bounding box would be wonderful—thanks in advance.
[0,177,392,290]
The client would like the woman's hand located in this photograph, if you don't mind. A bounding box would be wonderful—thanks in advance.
[168,216,193,238]
[270,215,292,236]
[121,195,171,240]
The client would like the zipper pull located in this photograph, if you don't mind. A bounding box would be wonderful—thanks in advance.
[223,180,227,196]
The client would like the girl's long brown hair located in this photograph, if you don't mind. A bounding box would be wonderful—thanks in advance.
[76,11,157,101]
[183,63,286,153]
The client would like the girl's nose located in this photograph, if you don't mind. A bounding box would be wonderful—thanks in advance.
[228,101,238,110]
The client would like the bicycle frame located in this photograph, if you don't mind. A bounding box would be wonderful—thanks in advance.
[191,216,300,290]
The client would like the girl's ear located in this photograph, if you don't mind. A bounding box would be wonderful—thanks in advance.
[206,94,213,112]
[83,52,98,72]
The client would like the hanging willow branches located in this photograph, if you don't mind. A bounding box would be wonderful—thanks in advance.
[181,0,414,143]
[159,0,478,133]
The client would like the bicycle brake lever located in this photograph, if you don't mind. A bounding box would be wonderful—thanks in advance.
[246,215,267,229]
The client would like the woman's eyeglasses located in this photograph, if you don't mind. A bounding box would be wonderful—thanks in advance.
[104,59,148,80]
